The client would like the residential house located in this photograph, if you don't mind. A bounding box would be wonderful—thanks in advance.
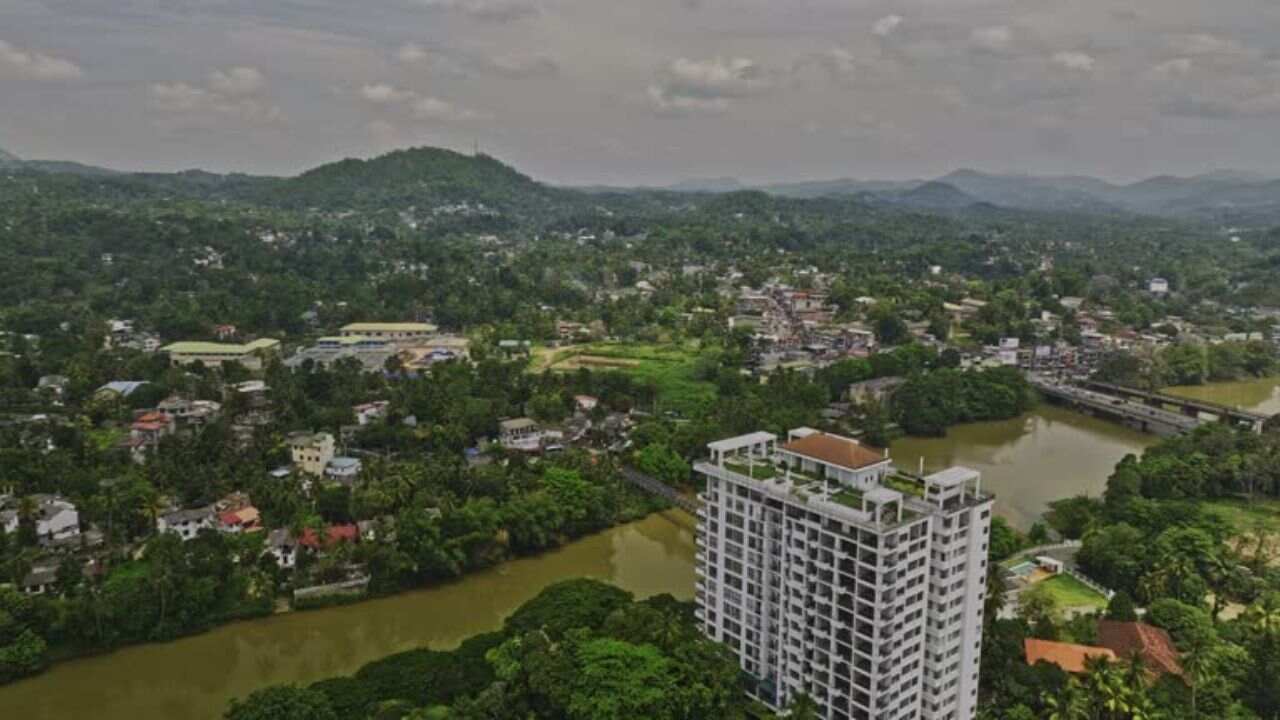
[123,410,176,463]
[499,418,541,451]
[157,506,216,541]
[1025,639,1117,674]
[324,457,362,484]
[574,395,599,414]
[1,494,80,544]
[1096,621,1183,679]
[217,506,261,534]
[353,401,390,426]
[289,431,336,476]
[267,528,298,569]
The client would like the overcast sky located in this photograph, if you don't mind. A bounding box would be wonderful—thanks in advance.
[3,0,1280,184]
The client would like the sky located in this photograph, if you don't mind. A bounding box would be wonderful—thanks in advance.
[2,0,1280,185]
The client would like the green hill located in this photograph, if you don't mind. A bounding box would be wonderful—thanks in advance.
[258,147,567,212]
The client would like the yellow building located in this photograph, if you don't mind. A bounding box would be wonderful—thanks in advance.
[161,339,281,370]
[339,322,437,343]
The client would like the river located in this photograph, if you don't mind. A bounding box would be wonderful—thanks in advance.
[6,379,1275,719]
[0,512,697,720]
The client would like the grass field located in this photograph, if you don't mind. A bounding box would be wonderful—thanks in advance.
[1204,498,1280,536]
[1038,574,1108,609]
[531,341,717,415]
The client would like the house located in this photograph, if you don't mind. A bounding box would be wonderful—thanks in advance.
[229,380,271,408]
[161,338,281,370]
[325,457,362,484]
[36,375,70,399]
[574,395,599,414]
[845,377,906,406]
[288,431,335,476]
[156,396,222,426]
[1149,278,1170,295]
[353,401,390,426]
[124,410,176,462]
[499,418,541,451]
[1096,621,1183,679]
[157,506,216,540]
[1025,639,1116,674]
[267,528,298,569]
[0,494,80,544]
[20,564,59,596]
[218,506,261,534]
[298,524,359,551]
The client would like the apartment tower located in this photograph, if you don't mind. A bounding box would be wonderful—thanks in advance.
[694,428,993,720]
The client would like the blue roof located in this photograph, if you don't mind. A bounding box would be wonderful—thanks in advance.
[97,380,149,397]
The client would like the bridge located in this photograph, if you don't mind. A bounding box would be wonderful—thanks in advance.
[1081,380,1269,434]
[1030,376,1204,436]
[621,466,702,514]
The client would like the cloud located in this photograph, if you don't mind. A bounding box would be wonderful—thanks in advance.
[970,25,1013,54]
[647,57,773,115]
[1052,51,1096,72]
[397,43,432,64]
[361,82,417,104]
[412,0,539,22]
[149,66,283,125]
[1154,57,1193,75]
[0,39,82,80]
[208,66,266,96]
[412,96,478,122]
[872,15,903,38]
[489,53,560,78]
[357,80,481,123]
[1169,33,1248,58]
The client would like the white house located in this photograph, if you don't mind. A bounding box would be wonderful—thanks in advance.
[1,495,80,544]
[1149,278,1170,295]
[353,401,390,426]
[325,456,363,484]
[157,506,216,541]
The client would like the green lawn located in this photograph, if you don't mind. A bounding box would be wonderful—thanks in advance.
[1038,574,1108,609]
[538,341,717,415]
[1203,498,1280,536]
[725,460,776,480]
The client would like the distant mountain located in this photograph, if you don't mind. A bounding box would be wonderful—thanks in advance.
[22,159,122,177]
[875,181,981,210]
[934,169,1123,214]
[763,178,919,199]
[665,177,746,193]
[0,147,21,167]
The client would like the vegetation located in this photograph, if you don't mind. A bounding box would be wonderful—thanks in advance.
[227,580,764,720]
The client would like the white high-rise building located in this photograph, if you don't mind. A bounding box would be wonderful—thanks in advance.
[694,428,993,720]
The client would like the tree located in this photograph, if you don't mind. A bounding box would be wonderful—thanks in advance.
[1105,592,1138,622]
[224,685,338,720]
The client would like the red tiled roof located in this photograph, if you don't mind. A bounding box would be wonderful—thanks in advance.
[781,432,887,471]
[1025,638,1116,674]
[298,524,358,549]
[1096,621,1184,678]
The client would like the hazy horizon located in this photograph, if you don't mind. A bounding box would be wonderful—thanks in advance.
[4,0,1280,185]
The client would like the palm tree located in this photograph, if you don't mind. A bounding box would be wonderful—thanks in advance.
[1042,680,1087,720]
[1181,633,1215,719]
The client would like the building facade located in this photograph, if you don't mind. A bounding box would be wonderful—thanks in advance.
[694,428,992,720]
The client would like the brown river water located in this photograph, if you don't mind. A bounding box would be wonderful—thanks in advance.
[4,378,1275,719]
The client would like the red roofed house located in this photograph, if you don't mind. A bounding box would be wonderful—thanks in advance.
[218,506,261,534]
[1025,638,1117,674]
[122,410,176,463]
[298,524,359,551]
[1096,621,1184,679]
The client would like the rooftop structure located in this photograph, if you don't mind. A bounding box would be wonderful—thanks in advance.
[1024,639,1116,674]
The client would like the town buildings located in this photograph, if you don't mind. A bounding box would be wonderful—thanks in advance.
[161,338,281,370]
[339,322,436,344]
[694,428,993,720]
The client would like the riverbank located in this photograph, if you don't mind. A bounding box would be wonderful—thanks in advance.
[1165,375,1280,415]
[0,510,698,720]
